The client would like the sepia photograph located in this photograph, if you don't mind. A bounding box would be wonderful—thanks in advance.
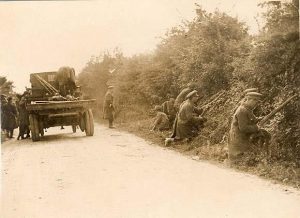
[1,0,300,217]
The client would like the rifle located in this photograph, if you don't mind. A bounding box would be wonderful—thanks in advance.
[170,90,226,138]
[259,94,298,126]
[200,90,226,116]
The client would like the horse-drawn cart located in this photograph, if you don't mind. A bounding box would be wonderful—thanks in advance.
[26,67,96,141]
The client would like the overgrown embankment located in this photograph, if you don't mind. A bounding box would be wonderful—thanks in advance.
[108,98,300,189]
[82,2,300,188]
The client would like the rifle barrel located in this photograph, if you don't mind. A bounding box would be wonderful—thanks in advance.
[259,94,298,126]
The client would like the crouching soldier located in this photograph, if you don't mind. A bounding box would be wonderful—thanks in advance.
[151,105,170,131]
[162,98,176,124]
[174,82,197,110]
[228,92,270,163]
[165,90,206,146]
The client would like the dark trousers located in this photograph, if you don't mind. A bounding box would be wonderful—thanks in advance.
[6,129,14,138]
[109,118,113,128]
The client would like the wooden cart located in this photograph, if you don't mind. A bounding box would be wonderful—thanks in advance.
[26,99,96,141]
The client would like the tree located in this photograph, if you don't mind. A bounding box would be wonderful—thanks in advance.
[0,76,14,95]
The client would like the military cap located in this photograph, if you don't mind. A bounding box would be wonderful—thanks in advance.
[186,90,199,99]
[245,92,263,100]
[244,88,258,94]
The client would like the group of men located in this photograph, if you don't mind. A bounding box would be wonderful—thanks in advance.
[150,84,270,163]
[1,91,30,140]
[150,83,207,145]
[2,82,269,163]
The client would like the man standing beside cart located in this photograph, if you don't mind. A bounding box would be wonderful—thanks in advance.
[103,86,115,128]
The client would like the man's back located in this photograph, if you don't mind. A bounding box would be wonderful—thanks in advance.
[174,88,191,108]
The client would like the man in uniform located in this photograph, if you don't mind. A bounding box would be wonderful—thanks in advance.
[161,98,176,124]
[17,91,30,140]
[151,105,170,131]
[174,82,197,110]
[103,86,115,128]
[165,90,206,146]
[2,96,18,138]
[228,92,268,162]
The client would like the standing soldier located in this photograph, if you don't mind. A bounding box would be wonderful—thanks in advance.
[103,86,115,128]
[17,91,30,140]
[2,96,18,138]
[228,92,268,162]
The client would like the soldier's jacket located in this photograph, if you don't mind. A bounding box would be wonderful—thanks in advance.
[162,101,176,115]
[18,96,30,126]
[174,88,191,109]
[162,100,176,122]
[175,99,204,139]
[2,102,18,130]
[103,92,114,120]
[229,105,259,158]
[152,112,170,131]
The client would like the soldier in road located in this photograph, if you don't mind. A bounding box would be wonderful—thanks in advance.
[103,86,115,128]
[17,91,30,140]
[165,90,206,146]
[228,92,270,162]
[174,82,197,110]
[161,97,176,124]
[151,105,170,131]
[2,96,18,138]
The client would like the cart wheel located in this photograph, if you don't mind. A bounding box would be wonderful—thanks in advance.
[72,125,77,133]
[84,109,94,136]
[29,114,40,142]
[88,109,94,136]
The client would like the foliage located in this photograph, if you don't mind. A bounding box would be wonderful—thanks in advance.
[79,2,300,168]
[0,76,14,95]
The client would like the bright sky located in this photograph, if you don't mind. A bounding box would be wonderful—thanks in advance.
[0,0,263,92]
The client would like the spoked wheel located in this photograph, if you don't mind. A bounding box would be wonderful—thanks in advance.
[84,109,94,136]
[29,114,40,142]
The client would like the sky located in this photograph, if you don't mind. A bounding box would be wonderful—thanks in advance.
[0,0,264,92]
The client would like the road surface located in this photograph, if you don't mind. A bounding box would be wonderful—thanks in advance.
[1,124,300,218]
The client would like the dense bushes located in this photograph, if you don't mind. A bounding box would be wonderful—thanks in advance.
[78,2,299,167]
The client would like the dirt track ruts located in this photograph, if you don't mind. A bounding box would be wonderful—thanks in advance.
[1,124,300,218]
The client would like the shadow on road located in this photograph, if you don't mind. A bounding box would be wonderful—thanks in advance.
[39,132,87,142]
[2,132,88,149]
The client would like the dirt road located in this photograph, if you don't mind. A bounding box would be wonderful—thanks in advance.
[1,124,300,218]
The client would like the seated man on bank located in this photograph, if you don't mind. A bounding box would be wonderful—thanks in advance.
[151,105,170,131]
[161,97,176,124]
[165,90,206,146]
[228,92,271,162]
